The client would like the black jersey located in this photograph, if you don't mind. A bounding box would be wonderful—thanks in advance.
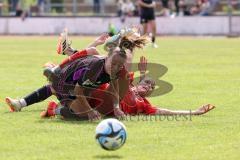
[64,56,110,88]
[51,56,111,105]
[140,0,154,13]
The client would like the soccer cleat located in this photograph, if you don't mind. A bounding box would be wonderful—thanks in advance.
[57,28,71,55]
[40,101,58,118]
[5,97,22,112]
[43,66,61,82]
[152,43,158,48]
[43,67,55,82]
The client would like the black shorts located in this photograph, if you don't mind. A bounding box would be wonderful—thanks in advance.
[140,10,155,24]
[161,0,169,8]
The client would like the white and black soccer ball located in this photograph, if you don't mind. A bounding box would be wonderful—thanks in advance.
[95,118,127,151]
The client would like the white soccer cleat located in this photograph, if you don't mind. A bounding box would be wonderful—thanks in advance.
[152,43,158,48]
[5,97,22,112]
[43,66,61,82]
[57,28,72,55]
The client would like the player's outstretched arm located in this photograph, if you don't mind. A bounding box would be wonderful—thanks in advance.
[155,104,215,115]
[88,33,109,48]
[138,56,147,82]
[110,79,126,119]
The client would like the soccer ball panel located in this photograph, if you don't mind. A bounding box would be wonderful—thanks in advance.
[95,118,127,151]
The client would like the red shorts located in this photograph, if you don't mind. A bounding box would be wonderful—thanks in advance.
[88,84,115,116]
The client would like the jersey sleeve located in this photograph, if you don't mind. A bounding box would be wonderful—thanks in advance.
[142,98,158,115]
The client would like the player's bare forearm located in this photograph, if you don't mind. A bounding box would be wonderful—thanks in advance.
[111,79,120,107]
[88,33,109,48]
[87,41,99,48]
[110,79,126,118]
[87,38,100,48]
[70,84,93,115]
[118,75,129,100]
[139,72,146,82]
[138,56,147,82]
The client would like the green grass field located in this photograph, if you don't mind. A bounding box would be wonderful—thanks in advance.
[0,36,240,160]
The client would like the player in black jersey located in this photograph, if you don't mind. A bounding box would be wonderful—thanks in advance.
[138,0,158,48]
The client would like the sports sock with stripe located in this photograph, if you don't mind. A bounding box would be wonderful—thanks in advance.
[23,85,52,107]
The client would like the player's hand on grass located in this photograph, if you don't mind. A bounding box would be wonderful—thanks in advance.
[114,107,126,120]
[195,104,215,115]
[88,109,101,121]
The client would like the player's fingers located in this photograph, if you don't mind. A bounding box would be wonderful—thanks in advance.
[89,115,98,122]
[92,116,98,121]
[120,115,126,120]
[95,111,101,120]
[143,57,146,63]
[104,33,109,38]
[88,112,96,121]
[121,112,126,118]
[101,33,109,39]
[117,110,125,120]
[118,114,126,121]
[94,111,102,120]
[88,116,94,122]
[96,115,101,120]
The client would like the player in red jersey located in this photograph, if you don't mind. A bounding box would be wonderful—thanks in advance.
[89,56,215,116]
[41,55,215,119]
[40,28,215,118]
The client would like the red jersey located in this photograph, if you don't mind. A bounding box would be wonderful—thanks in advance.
[90,72,157,115]
[120,72,157,115]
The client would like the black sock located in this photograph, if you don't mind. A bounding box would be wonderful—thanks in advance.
[152,36,155,43]
[23,85,52,106]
